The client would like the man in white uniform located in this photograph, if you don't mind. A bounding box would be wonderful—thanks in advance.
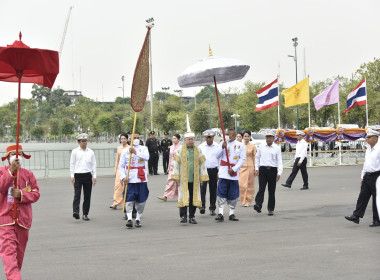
[345,129,380,227]
[119,132,150,228]
[253,130,283,216]
[70,133,96,221]
[198,130,223,216]
[282,130,309,190]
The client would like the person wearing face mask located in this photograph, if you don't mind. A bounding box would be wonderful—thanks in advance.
[70,133,97,221]
[110,133,129,209]
[215,128,246,222]
[0,144,40,280]
[119,132,150,228]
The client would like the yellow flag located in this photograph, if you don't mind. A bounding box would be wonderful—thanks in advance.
[281,78,309,107]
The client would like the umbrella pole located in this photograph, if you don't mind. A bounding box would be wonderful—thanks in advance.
[213,76,231,169]
[122,112,138,213]
[12,73,23,223]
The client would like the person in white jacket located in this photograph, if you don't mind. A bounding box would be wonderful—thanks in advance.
[281,130,309,190]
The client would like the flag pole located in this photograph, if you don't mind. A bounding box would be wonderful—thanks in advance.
[365,78,368,126]
[122,112,138,213]
[337,79,341,125]
[277,75,280,129]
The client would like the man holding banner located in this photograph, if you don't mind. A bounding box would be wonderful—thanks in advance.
[119,132,150,228]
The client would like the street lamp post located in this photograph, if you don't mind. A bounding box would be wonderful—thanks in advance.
[162,86,170,101]
[231,113,240,131]
[288,37,299,129]
[174,89,183,109]
[146,17,155,131]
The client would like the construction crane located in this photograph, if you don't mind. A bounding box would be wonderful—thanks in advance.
[59,6,73,58]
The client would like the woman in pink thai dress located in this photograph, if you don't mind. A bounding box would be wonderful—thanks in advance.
[157,134,182,201]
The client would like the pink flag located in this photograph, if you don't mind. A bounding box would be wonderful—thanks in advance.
[313,78,339,111]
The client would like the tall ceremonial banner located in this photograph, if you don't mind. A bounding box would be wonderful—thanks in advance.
[122,27,151,212]
[281,77,309,108]
[254,78,279,111]
[343,78,366,114]
[130,28,151,112]
[313,78,339,111]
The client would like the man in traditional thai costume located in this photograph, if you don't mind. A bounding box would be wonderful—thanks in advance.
[0,144,40,280]
[215,128,246,222]
[119,132,150,228]
[172,119,209,224]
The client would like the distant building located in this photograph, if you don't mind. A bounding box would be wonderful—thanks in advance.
[182,96,195,104]
[65,90,83,103]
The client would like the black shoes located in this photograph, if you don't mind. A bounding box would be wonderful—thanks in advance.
[149,173,153,175]
[200,207,206,214]
[189,217,197,224]
[268,210,274,216]
[369,220,380,227]
[215,213,224,222]
[210,209,216,216]
[135,220,142,228]
[345,215,359,224]
[73,213,80,220]
[126,220,133,228]
[154,173,159,175]
[82,215,90,221]
[180,216,187,223]
[300,186,309,190]
[253,205,262,213]
[281,183,291,188]
[229,214,239,221]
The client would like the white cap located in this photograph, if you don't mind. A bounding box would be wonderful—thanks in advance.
[366,128,379,138]
[296,130,305,136]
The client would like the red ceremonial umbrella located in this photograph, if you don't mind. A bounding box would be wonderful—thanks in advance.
[0,32,59,223]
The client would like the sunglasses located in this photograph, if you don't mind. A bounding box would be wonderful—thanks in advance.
[80,139,88,142]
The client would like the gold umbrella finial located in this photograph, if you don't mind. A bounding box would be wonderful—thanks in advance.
[209,44,213,56]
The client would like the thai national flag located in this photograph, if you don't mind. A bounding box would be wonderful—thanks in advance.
[254,78,279,111]
[343,79,366,114]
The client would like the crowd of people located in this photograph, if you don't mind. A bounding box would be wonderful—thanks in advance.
[0,125,379,279]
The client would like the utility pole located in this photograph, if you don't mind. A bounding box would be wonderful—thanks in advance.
[146,17,155,131]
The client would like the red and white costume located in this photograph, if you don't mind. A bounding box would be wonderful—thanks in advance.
[0,166,40,280]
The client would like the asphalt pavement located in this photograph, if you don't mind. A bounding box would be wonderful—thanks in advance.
[2,165,379,280]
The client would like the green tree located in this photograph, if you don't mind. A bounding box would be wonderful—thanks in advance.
[61,118,75,136]
[31,84,51,105]
[30,125,45,139]
[11,123,23,138]
[154,91,173,102]
[97,113,113,134]
[49,119,60,136]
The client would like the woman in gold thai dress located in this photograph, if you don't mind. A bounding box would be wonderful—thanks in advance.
[239,130,256,207]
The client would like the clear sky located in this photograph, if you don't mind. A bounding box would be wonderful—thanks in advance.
[0,0,379,105]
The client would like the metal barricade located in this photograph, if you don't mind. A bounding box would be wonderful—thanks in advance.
[46,148,117,177]
[1,150,47,177]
